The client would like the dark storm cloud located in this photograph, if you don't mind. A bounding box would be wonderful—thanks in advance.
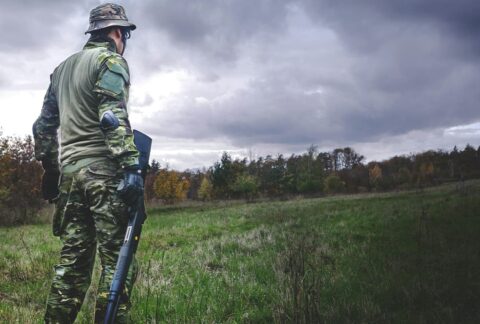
[133,0,480,148]
[301,0,480,54]
[3,0,480,166]
[0,0,91,52]
[135,0,291,60]
[141,77,331,146]
[120,0,296,79]
[292,0,480,141]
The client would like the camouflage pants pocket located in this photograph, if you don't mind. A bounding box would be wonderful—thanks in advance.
[86,162,126,225]
[86,161,118,178]
[52,173,74,237]
[52,196,66,237]
[108,185,129,225]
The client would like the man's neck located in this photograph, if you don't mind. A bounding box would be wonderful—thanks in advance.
[83,38,117,53]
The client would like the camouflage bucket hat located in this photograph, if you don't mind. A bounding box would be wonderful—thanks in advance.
[85,3,136,34]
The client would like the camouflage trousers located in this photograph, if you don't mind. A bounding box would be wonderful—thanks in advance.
[45,159,137,324]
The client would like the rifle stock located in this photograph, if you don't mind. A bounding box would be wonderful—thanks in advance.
[104,130,152,324]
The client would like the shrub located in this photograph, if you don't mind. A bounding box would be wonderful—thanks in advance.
[231,174,258,202]
[324,174,345,194]
[0,136,44,225]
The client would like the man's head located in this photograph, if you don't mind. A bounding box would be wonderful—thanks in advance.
[85,3,135,55]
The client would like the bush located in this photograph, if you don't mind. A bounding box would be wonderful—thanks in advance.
[198,176,213,201]
[0,136,44,225]
[231,174,258,202]
[324,174,345,194]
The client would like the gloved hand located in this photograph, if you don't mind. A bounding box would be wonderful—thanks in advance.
[41,160,60,202]
[117,167,144,206]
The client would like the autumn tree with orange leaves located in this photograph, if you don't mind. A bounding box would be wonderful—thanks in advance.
[153,168,190,204]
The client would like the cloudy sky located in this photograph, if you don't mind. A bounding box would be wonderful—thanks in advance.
[1,0,479,170]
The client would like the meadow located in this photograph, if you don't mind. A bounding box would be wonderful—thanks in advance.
[1,181,479,323]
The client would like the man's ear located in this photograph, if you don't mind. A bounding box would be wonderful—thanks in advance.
[108,27,122,41]
[113,27,122,39]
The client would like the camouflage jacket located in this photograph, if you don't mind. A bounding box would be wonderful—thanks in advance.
[33,41,139,170]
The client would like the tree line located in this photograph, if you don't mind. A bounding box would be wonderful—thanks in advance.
[146,144,480,203]
[1,134,480,225]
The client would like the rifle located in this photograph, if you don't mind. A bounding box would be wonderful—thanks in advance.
[104,130,152,324]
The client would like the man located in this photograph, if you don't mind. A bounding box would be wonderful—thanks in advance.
[33,3,142,323]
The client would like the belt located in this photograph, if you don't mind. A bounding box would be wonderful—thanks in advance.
[62,157,111,174]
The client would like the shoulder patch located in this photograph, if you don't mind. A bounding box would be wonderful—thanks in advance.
[97,70,126,97]
[98,51,130,84]
[106,59,129,84]
[94,50,130,99]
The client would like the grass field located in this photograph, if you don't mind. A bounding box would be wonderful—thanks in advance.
[1,181,480,323]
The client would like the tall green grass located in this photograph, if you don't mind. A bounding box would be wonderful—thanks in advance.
[1,181,479,323]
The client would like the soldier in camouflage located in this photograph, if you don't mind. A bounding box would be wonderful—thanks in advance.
[33,3,142,323]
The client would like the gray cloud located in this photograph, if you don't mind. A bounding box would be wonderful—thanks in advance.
[301,0,480,53]
[135,0,480,151]
[0,0,89,52]
[295,0,480,139]
[2,0,480,168]
[136,0,291,60]
[130,93,153,108]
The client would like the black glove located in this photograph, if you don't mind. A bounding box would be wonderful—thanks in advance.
[117,167,144,206]
[41,160,60,202]
[42,171,60,201]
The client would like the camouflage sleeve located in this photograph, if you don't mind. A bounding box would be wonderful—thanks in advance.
[94,53,139,168]
[32,80,60,170]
